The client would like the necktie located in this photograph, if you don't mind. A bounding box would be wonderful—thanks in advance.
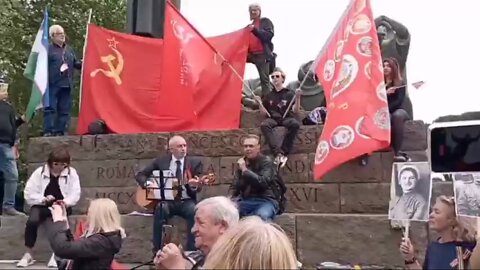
[175,160,183,183]
[175,160,183,200]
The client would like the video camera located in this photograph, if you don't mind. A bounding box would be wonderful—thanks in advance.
[428,120,480,173]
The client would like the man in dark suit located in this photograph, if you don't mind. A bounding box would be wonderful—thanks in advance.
[135,135,207,253]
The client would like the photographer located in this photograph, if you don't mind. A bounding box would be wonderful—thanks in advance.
[17,147,81,268]
[48,198,125,270]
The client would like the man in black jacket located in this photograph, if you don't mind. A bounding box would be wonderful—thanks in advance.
[229,134,281,221]
[0,75,25,216]
[135,135,208,253]
[247,3,276,97]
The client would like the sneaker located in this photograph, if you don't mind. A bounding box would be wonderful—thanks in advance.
[43,132,54,137]
[47,253,57,268]
[279,155,288,168]
[16,252,35,268]
[2,207,26,216]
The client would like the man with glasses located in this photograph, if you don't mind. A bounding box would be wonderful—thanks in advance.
[229,135,284,221]
[256,68,301,167]
[246,3,276,97]
[44,25,82,137]
[0,74,26,216]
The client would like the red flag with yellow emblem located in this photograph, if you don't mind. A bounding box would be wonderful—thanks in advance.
[312,0,391,180]
[78,24,195,134]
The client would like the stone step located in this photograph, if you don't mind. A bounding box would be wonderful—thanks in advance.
[27,120,427,163]
[1,213,433,268]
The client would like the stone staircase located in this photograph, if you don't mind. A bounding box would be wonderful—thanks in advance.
[0,111,454,268]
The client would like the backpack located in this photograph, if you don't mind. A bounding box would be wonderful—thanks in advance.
[87,119,108,135]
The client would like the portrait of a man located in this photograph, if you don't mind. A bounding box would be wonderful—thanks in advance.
[454,173,480,217]
[389,162,431,221]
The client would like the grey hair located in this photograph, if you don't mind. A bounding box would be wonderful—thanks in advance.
[196,196,239,227]
[249,3,261,10]
[49,25,64,37]
[168,135,186,148]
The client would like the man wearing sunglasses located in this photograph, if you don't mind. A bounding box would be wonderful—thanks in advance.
[257,68,301,167]
[0,74,26,216]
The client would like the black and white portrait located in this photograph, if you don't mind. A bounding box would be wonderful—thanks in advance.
[388,162,432,221]
[454,173,480,217]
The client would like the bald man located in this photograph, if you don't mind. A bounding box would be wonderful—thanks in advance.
[135,135,208,254]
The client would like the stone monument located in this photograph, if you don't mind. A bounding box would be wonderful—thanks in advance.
[286,60,326,111]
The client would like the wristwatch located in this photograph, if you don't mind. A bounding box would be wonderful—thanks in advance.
[404,257,417,265]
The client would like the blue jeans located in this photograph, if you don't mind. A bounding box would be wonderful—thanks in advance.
[0,143,19,208]
[43,86,72,135]
[153,200,196,253]
[238,197,278,221]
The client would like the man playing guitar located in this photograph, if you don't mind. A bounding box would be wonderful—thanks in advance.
[135,135,211,255]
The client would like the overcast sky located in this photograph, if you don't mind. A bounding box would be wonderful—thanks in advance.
[181,0,477,123]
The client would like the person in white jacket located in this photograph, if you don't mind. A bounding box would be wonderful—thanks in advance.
[17,147,81,268]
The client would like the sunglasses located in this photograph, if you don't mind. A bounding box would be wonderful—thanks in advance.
[270,75,282,79]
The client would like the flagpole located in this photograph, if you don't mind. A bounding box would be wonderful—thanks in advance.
[282,0,353,119]
[78,8,92,113]
[166,1,270,116]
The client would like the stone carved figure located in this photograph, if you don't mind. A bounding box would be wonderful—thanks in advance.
[375,15,413,119]
[242,78,270,109]
[286,60,326,111]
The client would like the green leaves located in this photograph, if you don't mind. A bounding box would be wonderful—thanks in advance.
[0,0,127,115]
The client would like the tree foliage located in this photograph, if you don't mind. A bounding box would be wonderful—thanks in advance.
[0,0,127,117]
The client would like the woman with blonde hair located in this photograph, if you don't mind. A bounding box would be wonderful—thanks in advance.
[399,195,476,269]
[203,216,298,269]
[48,198,126,269]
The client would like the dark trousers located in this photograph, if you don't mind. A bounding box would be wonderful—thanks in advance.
[247,53,270,97]
[25,205,72,248]
[238,197,278,221]
[261,117,301,156]
[43,85,72,135]
[153,200,196,253]
[390,109,410,154]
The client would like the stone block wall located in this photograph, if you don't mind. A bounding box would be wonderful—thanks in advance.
[1,111,450,267]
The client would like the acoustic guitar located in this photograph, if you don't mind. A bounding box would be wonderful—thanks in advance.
[135,173,216,210]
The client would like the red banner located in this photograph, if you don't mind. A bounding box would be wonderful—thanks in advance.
[77,24,167,134]
[312,0,391,180]
[165,1,250,130]
[78,18,249,134]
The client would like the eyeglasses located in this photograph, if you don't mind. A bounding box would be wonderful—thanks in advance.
[54,32,65,36]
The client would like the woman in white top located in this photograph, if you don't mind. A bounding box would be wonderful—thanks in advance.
[17,147,81,268]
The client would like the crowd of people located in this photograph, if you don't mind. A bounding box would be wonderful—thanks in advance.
[2,2,480,270]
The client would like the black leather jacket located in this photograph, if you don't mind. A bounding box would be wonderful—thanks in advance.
[229,154,277,200]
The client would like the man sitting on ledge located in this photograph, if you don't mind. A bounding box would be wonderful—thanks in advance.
[229,134,282,221]
[135,135,208,254]
[256,67,301,167]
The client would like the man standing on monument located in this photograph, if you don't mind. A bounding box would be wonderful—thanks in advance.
[44,25,82,137]
[135,135,209,254]
[246,3,276,97]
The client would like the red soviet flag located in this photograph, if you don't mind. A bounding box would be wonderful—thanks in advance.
[78,24,197,134]
[312,0,391,180]
[165,1,249,131]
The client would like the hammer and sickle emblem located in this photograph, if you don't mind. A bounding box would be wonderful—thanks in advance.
[90,46,124,85]
[171,20,194,44]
